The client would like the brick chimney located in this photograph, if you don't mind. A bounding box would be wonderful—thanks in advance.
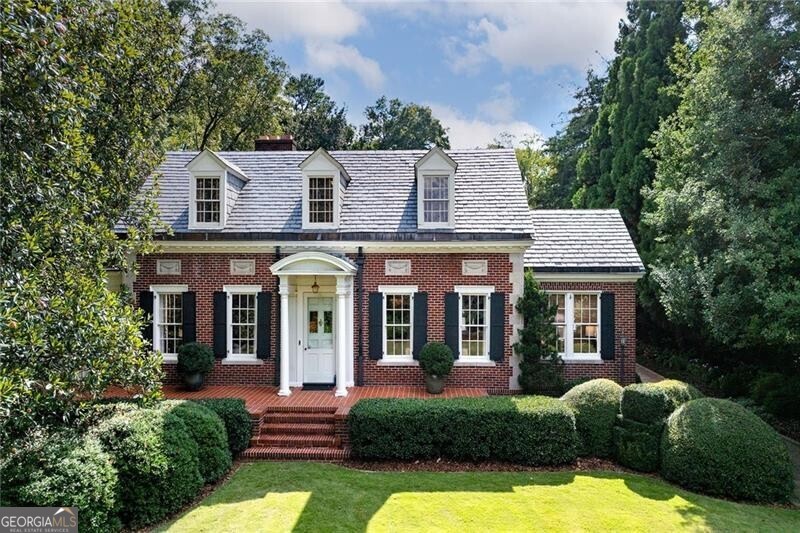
[254,134,297,151]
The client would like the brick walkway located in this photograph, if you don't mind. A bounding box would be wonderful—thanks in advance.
[162,385,487,418]
[636,363,666,383]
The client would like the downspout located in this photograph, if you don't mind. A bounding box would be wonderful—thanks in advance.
[356,246,365,386]
[274,246,282,387]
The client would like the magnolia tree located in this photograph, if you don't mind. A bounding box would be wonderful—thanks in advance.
[0,0,185,445]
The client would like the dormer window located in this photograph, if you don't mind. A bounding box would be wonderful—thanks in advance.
[300,148,350,230]
[186,149,249,231]
[308,175,334,224]
[195,176,221,224]
[415,147,457,230]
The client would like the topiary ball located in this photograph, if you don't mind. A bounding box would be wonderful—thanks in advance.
[661,398,794,503]
[561,378,622,457]
[176,342,215,376]
[621,380,702,424]
[418,342,454,377]
[161,400,232,483]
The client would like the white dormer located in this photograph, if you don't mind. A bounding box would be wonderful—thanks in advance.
[299,148,350,230]
[186,150,249,230]
[415,146,457,230]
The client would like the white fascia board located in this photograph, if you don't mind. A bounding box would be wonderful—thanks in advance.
[531,271,645,282]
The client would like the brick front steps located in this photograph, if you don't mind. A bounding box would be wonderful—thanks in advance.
[243,406,350,461]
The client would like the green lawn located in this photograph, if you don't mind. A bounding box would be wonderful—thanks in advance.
[159,463,799,532]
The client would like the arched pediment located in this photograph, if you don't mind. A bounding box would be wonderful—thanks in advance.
[269,251,356,276]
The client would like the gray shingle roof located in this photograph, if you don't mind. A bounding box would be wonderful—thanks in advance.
[526,210,645,273]
[139,149,532,237]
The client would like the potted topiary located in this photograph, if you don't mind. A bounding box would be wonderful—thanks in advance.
[177,342,215,391]
[419,342,454,394]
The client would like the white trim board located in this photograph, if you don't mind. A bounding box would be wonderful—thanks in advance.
[532,271,644,282]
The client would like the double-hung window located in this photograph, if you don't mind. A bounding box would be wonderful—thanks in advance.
[548,292,600,360]
[224,285,259,360]
[195,176,221,224]
[381,286,416,360]
[151,285,187,360]
[422,175,450,224]
[307,175,334,224]
[456,286,492,360]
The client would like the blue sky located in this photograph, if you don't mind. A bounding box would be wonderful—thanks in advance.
[215,1,626,148]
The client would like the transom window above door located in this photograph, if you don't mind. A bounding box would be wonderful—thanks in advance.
[548,292,600,360]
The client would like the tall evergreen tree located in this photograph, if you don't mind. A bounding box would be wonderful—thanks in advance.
[644,0,800,365]
[574,1,685,242]
[545,71,605,208]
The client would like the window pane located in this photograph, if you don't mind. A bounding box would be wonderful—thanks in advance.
[309,176,334,224]
[548,293,567,354]
[423,175,449,223]
[230,292,257,356]
[460,293,487,357]
[158,293,183,355]
[196,177,221,223]
[384,293,412,357]
[572,294,598,354]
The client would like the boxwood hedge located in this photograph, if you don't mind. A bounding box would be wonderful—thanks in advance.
[620,380,702,424]
[195,398,253,456]
[93,407,202,528]
[561,379,622,457]
[613,416,663,472]
[349,396,577,465]
[161,400,232,483]
[1,430,120,533]
[661,398,794,503]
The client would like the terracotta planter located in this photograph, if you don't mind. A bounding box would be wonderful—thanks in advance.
[183,372,205,391]
[425,374,445,394]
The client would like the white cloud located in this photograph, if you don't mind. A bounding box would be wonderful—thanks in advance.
[477,82,517,122]
[443,1,626,74]
[305,41,386,91]
[215,0,385,91]
[429,103,541,149]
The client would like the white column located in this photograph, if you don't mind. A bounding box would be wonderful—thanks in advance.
[278,277,291,396]
[335,276,349,397]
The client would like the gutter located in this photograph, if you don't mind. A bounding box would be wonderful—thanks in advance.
[356,246,365,386]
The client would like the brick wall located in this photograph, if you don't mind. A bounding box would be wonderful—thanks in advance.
[357,253,515,389]
[538,280,637,385]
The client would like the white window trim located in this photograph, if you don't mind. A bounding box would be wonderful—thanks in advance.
[188,171,226,230]
[417,171,456,229]
[150,284,188,361]
[302,171,340,230]
[547,290,602,361]
[223,284,262,361]
[379,285,418,361]
[454,285,494,361]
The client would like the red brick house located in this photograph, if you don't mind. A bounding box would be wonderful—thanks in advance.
[119,138,644,396]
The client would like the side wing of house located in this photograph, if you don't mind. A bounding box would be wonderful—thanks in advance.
[525,209,645,385]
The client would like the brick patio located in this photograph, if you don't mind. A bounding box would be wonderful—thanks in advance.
[162,385,487,418]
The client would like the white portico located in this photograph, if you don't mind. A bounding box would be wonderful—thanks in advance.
[269,251,356,397]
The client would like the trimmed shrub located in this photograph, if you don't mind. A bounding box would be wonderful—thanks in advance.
[750,372,800,419]
[196,398,253,456]
[621,380,702,424]
[661,398,794,503]
[177,341,215,376]
[613,416,663,472]
[349,396,577,465]
[418,342,454,377]
[93,407,202,528]
[161,400,232,482]
[1,430,120,533]
[561,378,623,457]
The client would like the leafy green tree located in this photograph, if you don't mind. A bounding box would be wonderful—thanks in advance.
[284,74,355,150]
[514,272,563,393]
[644,0,800,366]
[357,97,450,149]
[545,71,605,208]
[574,0,685,242]
[0,0,177,444]
[515,136,561,209]
[166,13,288,151]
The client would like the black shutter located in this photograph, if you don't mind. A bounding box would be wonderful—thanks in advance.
[412,292,428,359]
[257,291,272,359]
[368,292,383,360]
[444,292,460,359]
[139,291,154,344]
[181,292,196,345]
[600,292,615,360]
[213,291,227,358]
[489,292,506,362]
